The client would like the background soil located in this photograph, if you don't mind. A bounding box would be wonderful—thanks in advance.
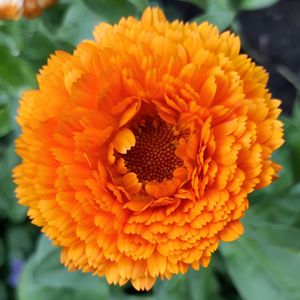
[239,0,300,115]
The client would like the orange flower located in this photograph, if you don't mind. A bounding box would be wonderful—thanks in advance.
[23,0,57,18]
[14,7,284,291]
[0,0,57,20]
[0,0,22,19]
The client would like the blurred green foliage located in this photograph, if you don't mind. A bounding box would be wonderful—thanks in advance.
[18,236,110,300]
[0,0,298,299]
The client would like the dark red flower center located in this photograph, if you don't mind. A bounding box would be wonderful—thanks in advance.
[123,117,183,182]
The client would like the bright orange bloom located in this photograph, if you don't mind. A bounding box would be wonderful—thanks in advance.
[0,0,22,19]
[23,0,57,18]
[14,7,284,290]
[0,0,57,20]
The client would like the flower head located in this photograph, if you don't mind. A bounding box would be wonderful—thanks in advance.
[0,0,57,20]
[0,0,22,19]
[14,7,284,291]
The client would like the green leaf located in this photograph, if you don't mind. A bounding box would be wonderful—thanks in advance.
[0,45,35,88]
[82,0,137,23]
[248,183,300,227]
[154,267,220,300]
[110,284,156,300]
[155,274,189,299]
[0,31,19,54]
[0,21,24,53]
[283,100,300,182]
[188,267,221,300]
[193,0,236,30]
[6,225,35,260]
[0,142,26,222]
[271,145,295,191]
[240,0,279,10]
[194,11,235,31]
[222,186,300,300]
[128,0,149,13]
[292,99,300,128]
[41,2,69,32]
[1,16,71,73]
[221,234,300,300]
[246,221,300,249]
[57,0,102,45]
[23,31,57,66]
[18,234,110,300]
[0,104,11,137]
[178,0,207,9]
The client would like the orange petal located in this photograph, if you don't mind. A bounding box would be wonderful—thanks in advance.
[107,143,115,164]
[119,100,141,127]
[113,128,135,154]
[141,7,166,25]
[131,276,156,292]
[124,196,153,212]
[151,197,175,207]
[145,180,177,198]
[219,220,244,242]
[147,252,167,277]
[93,22,113,43]
[199,76,216,107]
[122,172,142,194]
[116,158,127,175]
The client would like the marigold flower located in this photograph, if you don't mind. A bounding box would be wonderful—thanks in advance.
[0,0,22,19]
[0,0,57,20]
[14,7,284,291]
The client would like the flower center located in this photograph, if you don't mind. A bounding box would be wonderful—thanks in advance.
[123,117,183,182]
